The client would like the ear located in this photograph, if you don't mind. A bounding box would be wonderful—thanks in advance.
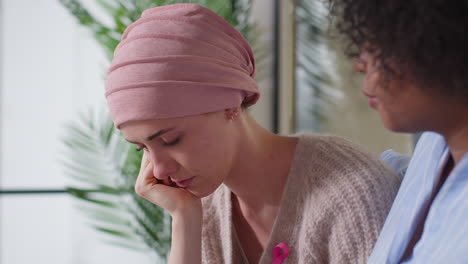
[225,107,241,121]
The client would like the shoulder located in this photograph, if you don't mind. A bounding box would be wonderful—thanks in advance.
[296,133,378,161]
[302,134,400,203]
[291,133,401,262]
[292,133,401,229]
[291,133,400,217]
[294,132,400,198]
[293,133,400,182]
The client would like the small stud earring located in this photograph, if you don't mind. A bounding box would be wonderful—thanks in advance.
[225,107,240,121]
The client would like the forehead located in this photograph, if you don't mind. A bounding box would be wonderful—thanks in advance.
[119,111,223,138]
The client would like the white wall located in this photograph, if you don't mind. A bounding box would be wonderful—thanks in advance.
[0,0,160,263]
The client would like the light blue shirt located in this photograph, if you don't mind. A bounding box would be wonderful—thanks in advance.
[380,149,411,180]
[370,132,468,264]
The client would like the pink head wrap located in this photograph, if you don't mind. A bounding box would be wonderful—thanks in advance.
[105,3,260,128]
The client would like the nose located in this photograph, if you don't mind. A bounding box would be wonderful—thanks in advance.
[147,151,179,181]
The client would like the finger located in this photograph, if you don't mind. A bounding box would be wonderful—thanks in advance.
[142,151,151,166]
[138,152,151,174]
[141,183,187,213]
[140,166,171,187]
[135,162,157,197]
[168,177,177,187]
[134,163,187,212]
[139,154,172,186]
[162,178,171,186]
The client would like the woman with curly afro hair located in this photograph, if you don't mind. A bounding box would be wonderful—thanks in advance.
[328,0,468,263]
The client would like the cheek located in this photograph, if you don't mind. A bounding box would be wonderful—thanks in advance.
[374,94,420,132]
[177,136,230,174]
[182,143,229,197]
[375,107,402,131]
[363,70,381,93]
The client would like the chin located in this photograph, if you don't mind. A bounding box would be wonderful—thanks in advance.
[188,189,210,198]
[382,121,405,132]
[381,116,423,133]
[188,183,222,198]
[378,113,406,132]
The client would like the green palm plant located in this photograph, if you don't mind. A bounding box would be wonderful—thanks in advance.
[59,0,259,261]
[58,0,262,64]
[62,107,171,256]
[294,0,341,132]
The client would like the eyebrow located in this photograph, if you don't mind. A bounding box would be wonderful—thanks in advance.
[126,128,175,144]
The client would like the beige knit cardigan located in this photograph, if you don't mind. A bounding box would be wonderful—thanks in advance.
[201,134,400,264]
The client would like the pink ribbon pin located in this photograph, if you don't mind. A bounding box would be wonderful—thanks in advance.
[272,242,289,264]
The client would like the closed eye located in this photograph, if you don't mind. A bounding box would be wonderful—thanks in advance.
[135,145,146,152]
[134,136,181,151]
[163,137,181,147]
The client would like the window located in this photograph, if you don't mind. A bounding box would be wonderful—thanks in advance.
[0,1,156,263]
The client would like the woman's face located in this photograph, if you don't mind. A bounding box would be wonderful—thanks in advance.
[120,111,237,198]
[354,51,437,133]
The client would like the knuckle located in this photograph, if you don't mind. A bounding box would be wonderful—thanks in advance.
[134,183,146,196]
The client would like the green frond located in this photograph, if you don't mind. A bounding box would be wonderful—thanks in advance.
[105,240,150,252]
[294,0,340,131]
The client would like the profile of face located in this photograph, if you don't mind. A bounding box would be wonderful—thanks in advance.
[120,111,239,198]
[354,50,437,133]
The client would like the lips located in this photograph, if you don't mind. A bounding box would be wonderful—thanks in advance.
[363,91,379,108]
[173,176,196,188]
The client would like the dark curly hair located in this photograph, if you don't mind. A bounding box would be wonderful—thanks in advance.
[328,0,468,100]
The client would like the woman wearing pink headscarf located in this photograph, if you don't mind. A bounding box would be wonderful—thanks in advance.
[105,4,399,264]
